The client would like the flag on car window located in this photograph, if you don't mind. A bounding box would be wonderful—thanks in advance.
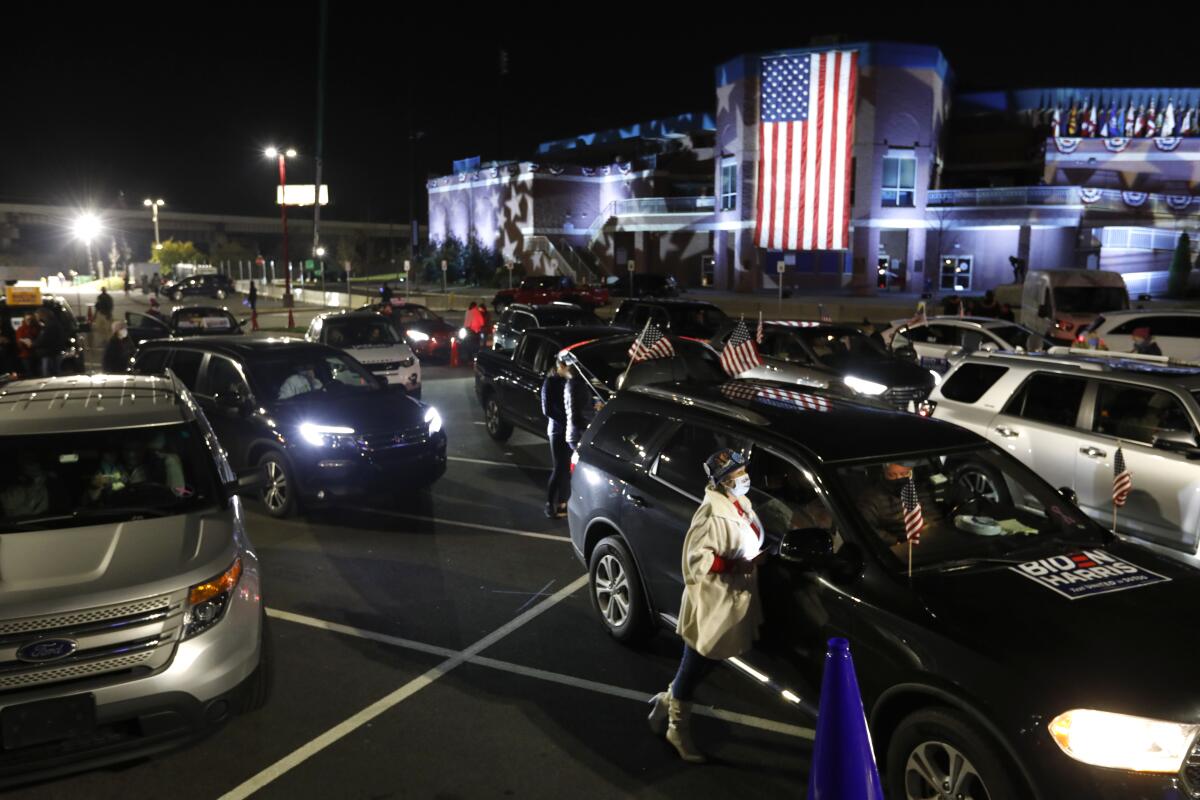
[902,474,923,543]
[1113,446,1132,507]
[628,323,674,363]
[720,317,763,377]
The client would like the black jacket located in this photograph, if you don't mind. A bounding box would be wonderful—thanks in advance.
[32,319,65,358]
[540,374,567,439]
[565,376,592,447]
[95,292,114,317]
[103,336,133,373]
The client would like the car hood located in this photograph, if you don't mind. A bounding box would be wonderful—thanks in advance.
[0,512,239,616]
[909,540,1200,719]
[271,387,426,433]
[343,343,414,363]
[830,356,935,389]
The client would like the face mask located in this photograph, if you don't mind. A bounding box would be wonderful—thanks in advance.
[729,475,751,497]
[883,478,908,497]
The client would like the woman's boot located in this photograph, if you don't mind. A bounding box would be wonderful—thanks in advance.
[666,694,706,763]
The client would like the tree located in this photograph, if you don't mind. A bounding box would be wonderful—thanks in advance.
[1168,232,1192,299]
[150,239,204,277]
[211,238,256,268]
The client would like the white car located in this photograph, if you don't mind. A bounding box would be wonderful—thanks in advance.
[305,310,421,398]
[1078,309,1200,362]
[881,316,1042,373]
[929,349,1200,563]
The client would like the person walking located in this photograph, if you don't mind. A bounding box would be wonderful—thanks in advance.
[94,286,115,347]
[540,356,572,519]
[248,280,259,331]
[151,273,161,297]
[648,448,765,763]
[123,272,131,297]
[15,313,41,377]
[32,308,65,377]
[102,320,133,373]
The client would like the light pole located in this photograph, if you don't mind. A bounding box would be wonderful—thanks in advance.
[316,245,327,295]
[73,213,102,279]
[142,198,165,251]
[266,146,298,327]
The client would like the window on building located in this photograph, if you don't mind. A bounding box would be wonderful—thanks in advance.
[940,255,972,291]
[720,159,737,212]
[881,153,916,207]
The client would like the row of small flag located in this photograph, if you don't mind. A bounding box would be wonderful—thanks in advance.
[1039,97,1199,139]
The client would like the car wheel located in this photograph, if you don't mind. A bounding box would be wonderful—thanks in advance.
[588,536,651,644]
[483,394,513,441]
[216,289,227,300]
[886,707,1021,800]
[259,452,297,518]
[238,612,273,713]
[954,462,1011,506]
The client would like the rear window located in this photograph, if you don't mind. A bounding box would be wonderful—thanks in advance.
[941,364,1009,404]
[589,412,662,464]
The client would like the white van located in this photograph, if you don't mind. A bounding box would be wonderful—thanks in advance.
[1019,269,1129,344]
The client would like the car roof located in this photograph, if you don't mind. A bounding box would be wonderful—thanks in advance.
[172,305,234,315]
[524,326,624,346]
[888,316,1021,329]
[958,351,1200,385]
[1095,308,1200,319]
[618,298,721,310]
[316,309,388,321]
[0,374,190,435]
[508,302,586,315]
[140,335,334,360]
[625,380,980,463]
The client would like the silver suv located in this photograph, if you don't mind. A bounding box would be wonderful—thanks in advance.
[0,374,267,786]
[929,351,1200,562]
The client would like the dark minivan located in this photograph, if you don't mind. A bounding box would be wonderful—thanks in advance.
[132,337,446,516]
[570,379,1200,799]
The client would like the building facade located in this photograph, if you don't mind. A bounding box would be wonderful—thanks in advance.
[427,42,1200,296]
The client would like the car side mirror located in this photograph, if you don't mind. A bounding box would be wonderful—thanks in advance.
[215,390,247,411]
[1058,486,1078,506]
[1153,431,1200,458]
[779,528,834,569]
[227,466,268,497]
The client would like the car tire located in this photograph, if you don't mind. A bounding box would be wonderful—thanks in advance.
[483,393,513,442]
[588,536,652,645]
[953,462,1012,506]
[886,707,1022,800]
[259,452,298,518]
[239,612,272,713]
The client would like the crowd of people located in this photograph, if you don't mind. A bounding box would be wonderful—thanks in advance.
[0,307,68,380]
[941,290,1014,321]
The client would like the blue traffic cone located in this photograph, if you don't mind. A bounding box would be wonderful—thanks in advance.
[807,638,884,800]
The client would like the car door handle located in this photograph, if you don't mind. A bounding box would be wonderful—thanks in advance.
[1080,447,1107,459]
[994,426,1019,438]
[626,493,648,508]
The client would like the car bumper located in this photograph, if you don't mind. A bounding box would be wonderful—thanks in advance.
[413,340,452,361]
[0,555,263,787]
[292,434,447,499]
[368,365,421,397]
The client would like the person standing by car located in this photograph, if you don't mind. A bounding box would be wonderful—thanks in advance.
[94,286,114,345]
[32,307,65,377]
[564,363,595,452]
[648,448,765,763]
[102,320,133,374]
[248,280,259,331]
[540,357,571,519]
[14,313,40,377]
[1131,327,1163,356]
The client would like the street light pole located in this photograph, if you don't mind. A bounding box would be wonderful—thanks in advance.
[267,147,297,328]
[143,198,165,251]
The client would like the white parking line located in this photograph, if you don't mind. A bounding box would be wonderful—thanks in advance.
[374,512,570,542]
[448,455,551,471]
[222,575,589,800]
[267,608,817,745]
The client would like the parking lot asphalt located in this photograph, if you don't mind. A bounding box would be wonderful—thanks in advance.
[7,365,815,800]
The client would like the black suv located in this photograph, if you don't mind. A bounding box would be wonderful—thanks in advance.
[132,337,446,516]
[492,302,601,353]
[126,305,243,342]
[611,299,728,339]
[570,379,1200,798]
[162,273,236,302]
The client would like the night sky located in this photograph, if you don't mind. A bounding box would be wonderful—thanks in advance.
[3,6,1190,222]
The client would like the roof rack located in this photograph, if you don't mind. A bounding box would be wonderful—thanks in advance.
[973,347,1200,374]
[627,384,770,426]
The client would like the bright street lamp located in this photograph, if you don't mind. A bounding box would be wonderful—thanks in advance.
[73,213,103,277]
[266,146,298,327]
[143,198,165,250]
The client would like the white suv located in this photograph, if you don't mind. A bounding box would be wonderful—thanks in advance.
[1078,309,1200,362]
[929,351,1200,561]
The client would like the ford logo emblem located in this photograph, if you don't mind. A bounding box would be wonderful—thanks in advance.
[16,639,78,663]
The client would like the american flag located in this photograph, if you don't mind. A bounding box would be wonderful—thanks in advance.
[766,320,821,328]
[720,318,763,377]
[755,312,764,345]
[720,383,831,412]
[901,474,923,543]
[1113,446,1132,507]
[627,323,674,363]
[755,50,858,252]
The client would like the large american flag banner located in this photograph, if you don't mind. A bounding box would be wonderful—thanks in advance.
[628,323,674,364]
[720,318,763,377]
[901,474,923,543]
[720,382,832,413]
[1113,446,1132,507]
[756,50,858,252]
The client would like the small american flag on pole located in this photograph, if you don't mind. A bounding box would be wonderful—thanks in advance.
[628,323,674,363]
[902,474,923,543]
[720,318,763,377]
[755,50,858,251]
[1113,446,1132,507]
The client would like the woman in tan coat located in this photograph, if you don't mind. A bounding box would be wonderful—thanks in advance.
[647,448,766,763]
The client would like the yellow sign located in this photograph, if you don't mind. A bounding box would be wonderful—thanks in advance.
[4,286,42,306]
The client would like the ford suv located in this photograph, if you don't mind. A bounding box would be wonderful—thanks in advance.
[0,374,267,786]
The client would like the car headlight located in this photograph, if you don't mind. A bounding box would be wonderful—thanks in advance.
[424,406,443,434]
[299,422,357,447]
[458,327,469,340]
[399,357,415,368]
[843,375,888,396]
[1048,709,1200,773]
[407,330,430,343]
[184,558,243,639]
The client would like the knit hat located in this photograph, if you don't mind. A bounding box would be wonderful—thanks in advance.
[1132,327,1151,339]
[703,448,746,486]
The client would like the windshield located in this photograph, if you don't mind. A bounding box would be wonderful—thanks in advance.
[988,324,1037,349]
[573,339,725,389]
[393,305,439,325]
[0,424,221,532]
[795,329,886,366]
[324,317,401,346]
[667,307,727,338]
[828,447,1103,572]
[254,352,380,401]
[172,309,238,334]
[1053,287,1128,314]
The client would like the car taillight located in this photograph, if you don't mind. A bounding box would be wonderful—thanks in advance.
[570,451,579,473]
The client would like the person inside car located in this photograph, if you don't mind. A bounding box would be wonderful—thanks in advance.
[1130,327,1162,356]
[0,457,52,518]
[86,449,130,504]
[857,462,940,550]
[647,448,766,764]
[278,363,324,400]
